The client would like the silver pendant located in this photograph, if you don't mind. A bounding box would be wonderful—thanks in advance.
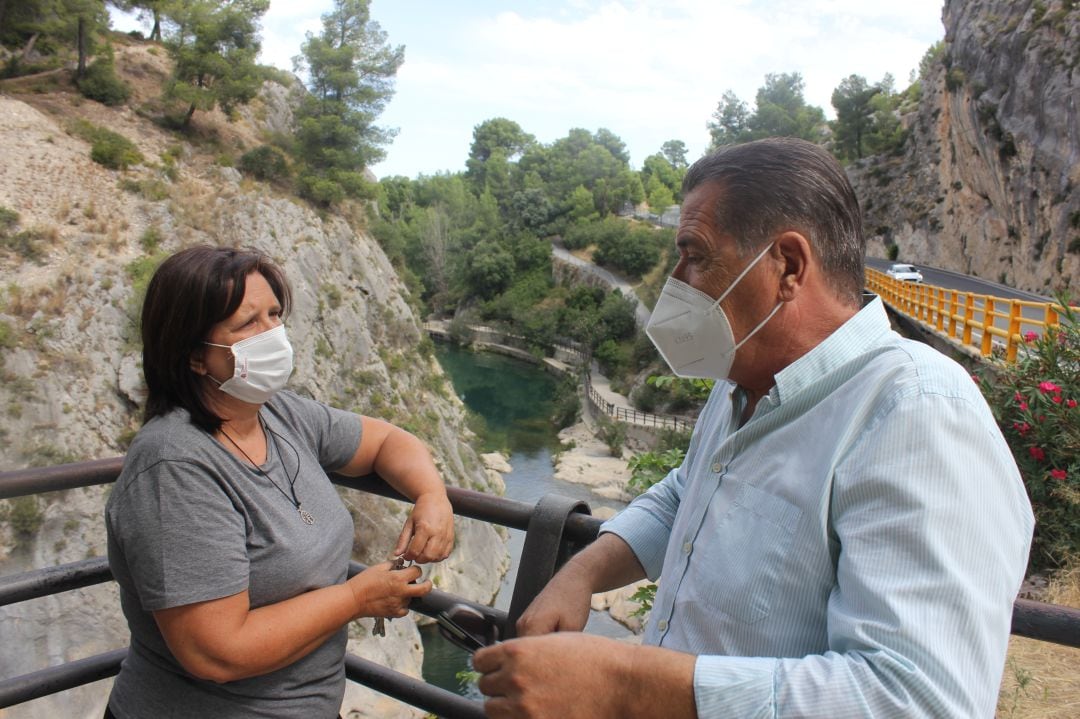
[299,506,315,525]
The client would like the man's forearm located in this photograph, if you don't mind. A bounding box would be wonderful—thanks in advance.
[563,532,647,593]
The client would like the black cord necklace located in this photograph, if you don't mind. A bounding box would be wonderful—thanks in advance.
[220,418,315,525]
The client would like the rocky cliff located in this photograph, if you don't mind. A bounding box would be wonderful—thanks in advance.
[852,0,1079,295]
[0,42,506,719]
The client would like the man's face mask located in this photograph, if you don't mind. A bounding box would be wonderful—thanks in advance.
[645,242,781,380]
[204,324,294,404]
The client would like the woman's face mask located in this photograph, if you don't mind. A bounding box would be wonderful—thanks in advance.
[645,242,781,380]
[204,324,293,404]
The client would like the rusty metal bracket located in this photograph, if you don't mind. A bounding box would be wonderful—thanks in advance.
[504,493,592,638]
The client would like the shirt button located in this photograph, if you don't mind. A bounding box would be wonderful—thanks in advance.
[657,619,668,632]
[682,541,693,554]
[711,462,722,473]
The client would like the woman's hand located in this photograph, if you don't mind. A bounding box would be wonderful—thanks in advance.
[394,492,455,563]
[346,560,431,620]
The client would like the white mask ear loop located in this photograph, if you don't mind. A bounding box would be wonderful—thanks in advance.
[708,242,775,313]
[732,301,783,353]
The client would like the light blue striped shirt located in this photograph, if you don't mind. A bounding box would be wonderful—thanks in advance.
[603,296,1034,718]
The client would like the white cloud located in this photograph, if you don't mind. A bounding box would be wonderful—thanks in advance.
[111,1,946,178]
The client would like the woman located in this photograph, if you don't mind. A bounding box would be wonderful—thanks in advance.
[104,245,455,718]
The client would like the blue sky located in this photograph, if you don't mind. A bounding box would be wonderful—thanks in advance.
[111,1,945,179]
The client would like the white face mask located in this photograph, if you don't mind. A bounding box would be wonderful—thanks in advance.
[645,242,781,380]
[204,324,294,404]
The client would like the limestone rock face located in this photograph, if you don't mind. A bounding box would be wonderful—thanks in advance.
[0,71,505,716]
[851,0,1079,295]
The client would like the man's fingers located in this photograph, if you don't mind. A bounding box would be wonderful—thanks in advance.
[471,643,503,674]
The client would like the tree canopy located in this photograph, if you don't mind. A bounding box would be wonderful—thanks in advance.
[708,72,826,148]
[292,0,404,204]
[163,0,269,128]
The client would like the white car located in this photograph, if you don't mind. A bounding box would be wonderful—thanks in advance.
[886,263,924,282]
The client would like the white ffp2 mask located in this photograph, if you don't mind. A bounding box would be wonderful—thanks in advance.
[645,243,781,380]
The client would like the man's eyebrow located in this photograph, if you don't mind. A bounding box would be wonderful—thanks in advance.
[676,236,697,251]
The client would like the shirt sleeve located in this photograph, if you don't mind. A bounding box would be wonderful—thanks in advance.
[600,465,684,580]
[110,459,250,611]
[268,390,362,471]
[688,390,1034,717]
[600,383,730,579]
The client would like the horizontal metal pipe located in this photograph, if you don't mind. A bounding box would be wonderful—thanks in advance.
[344,654,485,719]
[0,557,112,608]
[0,457,123,500]
[347,561,508,628]
[1012,598,1080,649]
[0,648,125,709]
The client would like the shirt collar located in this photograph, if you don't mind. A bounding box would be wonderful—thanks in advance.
[767,294,892,406]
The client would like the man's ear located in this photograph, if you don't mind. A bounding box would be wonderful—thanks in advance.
[774,231,811,302]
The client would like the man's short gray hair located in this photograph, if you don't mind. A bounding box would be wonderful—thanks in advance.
[683,137,865,306]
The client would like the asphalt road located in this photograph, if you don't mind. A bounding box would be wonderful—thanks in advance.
[865,257,1051,303]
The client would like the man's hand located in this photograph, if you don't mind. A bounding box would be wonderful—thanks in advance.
[474,634,630,718]
[474,634,697,719]
[515,561,593,635]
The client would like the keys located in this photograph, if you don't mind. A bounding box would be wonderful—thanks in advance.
[373,556,409,637]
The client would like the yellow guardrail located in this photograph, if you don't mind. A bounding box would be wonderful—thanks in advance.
[865,268,1066,364]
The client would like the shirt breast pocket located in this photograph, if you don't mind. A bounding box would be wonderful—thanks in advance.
[704,481,803,625]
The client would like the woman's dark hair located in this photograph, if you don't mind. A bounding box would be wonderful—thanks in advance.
[683,137,865,306]
[141,245,292,432]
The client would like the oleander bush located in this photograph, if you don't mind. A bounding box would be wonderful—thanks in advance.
[978,298,1080,571]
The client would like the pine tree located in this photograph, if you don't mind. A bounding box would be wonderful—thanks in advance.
[163,0,269,128]
[292,0,404,205]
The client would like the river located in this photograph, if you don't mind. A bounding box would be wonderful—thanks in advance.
[422,343,631,698]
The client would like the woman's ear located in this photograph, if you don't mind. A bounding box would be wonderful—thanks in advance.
[774,231,811,302]
[189,348,207,375]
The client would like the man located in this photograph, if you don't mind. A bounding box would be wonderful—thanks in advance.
[474,137,1034,718]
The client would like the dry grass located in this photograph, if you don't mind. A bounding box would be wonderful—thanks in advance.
[997,564,1080,718]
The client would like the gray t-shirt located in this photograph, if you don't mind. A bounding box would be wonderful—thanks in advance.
[105,390,362,719]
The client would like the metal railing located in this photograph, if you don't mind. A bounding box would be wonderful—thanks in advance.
[0,459,600,717]
[2,459,1079,716]
[865,268,1067,363]
[584,372,694,434]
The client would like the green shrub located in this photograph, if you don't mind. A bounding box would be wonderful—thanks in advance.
[77,59,131,106]
[627,447,685,496]
[69,119,143,170]
[0,206,17,236]
[0,320,14,349]
[1,227,48,263]
[595,414,627,458]
[140,226,162,252]
[978,299,1080,570]
[91,134,143,169]
[551,374,581,429]
[6,496,43,535]
[238,145,290,182]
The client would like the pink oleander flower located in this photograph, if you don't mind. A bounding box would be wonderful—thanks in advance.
[1050,469,1067,480]
[1013,422,1031,436]
[1019,401,1029,411]
[1029,446,1046,462]
[1052,395,1063,404]
[971,374,980,383]
[1038,381,1061,394]
[1024,331,1038,342]
[1068,399,1078,409]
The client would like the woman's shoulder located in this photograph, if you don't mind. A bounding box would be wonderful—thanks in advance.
[122,409,212,477]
